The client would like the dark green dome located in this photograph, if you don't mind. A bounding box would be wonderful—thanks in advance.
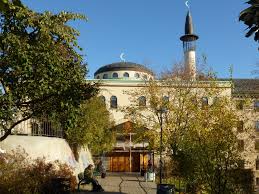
[94,62,153,76]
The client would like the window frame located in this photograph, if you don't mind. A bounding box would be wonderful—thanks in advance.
[236,100,244,110]
[112,72,118,78]
[99,95,106,104]
[256,160,259,170]
[255,121,259,132]
[103,74,108,79]
[134,73,140,79]
[237,120,244,132]
[123,72,129,78]
[110,96,118,109]
[255,140,259,151]
[254,100,259,111]
[138,96,146,107]
[201,97,209,108]
[238,139,244,151]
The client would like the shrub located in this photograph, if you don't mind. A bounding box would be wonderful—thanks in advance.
[0,147,76,194]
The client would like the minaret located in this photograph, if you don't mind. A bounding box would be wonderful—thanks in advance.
[180,11,199,80]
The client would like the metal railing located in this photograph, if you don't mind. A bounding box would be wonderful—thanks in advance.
[0,118,64,138]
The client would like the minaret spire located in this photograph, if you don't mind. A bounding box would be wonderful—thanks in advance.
[180,7,199,80]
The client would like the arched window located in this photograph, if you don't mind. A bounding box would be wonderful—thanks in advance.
[237,120,244,132]
[96,75,100,79]
[110,96,117,109]
[162,96,169,107]
[103,74,108,79]
[201,97,208,107]
[112,72,118,78]
[99,95,106,104]
[254,100,259,110]
[139,96,146,107]
[134,73,140,78]
[163,96,169,103]
[123,72,129,78]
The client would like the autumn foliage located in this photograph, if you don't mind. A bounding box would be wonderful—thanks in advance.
[0,148,76,194]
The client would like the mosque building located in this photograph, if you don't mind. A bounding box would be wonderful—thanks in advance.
[93,8,259,188]
[0,3,258,189]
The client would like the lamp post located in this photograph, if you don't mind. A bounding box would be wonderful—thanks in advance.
[157,108,167,184]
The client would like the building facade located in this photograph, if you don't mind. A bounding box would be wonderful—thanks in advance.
[91,9,259,190]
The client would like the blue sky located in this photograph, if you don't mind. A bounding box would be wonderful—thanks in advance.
[22,0,258,78]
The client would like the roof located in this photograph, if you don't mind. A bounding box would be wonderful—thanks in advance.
[185,11,194,35]
[94,62,153,76]
[231,79,259,97]
[180,11,199,41]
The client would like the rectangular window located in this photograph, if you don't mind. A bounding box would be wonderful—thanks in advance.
[256,121,259,132]
[256,178,259,186]
[238,140,244,151]
[236,100,244,110]
[256,160,259,170]
[237,121,244,132]
[255,100,259,111]
[239,160,245,169]
[255,140,259,151]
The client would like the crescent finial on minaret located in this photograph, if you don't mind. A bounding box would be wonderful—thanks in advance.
[185,0,190,10]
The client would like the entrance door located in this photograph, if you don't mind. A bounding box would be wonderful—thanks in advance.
[111,156,130,172]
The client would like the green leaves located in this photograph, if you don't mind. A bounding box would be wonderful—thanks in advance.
[124,80,246,193]
[0,1,97,140]
[239,0,259,48]
[65,97,115,155]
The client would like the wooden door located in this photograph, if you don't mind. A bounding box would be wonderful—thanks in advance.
[111,156,130,172]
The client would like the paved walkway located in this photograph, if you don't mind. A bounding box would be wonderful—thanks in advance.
[76,172,157,194]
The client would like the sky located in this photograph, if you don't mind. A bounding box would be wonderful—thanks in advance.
[22,0,258,79]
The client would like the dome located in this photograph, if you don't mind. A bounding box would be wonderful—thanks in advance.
[94,62,154,80]
[94,62,153,76]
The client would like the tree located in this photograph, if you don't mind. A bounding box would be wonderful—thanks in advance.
[0,1,98,141]
[66,97,115,155]
[124,79,251,193]
[0,0,23,13]
[239,0,259,48]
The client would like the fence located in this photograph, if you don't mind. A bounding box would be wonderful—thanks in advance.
[0,118,64,138]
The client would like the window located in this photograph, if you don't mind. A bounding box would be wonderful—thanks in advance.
[134,73,140,78]
[112,73,118,78]
[213,97,219,105]
[110,96,117,109]
[256,160,259,170]
[255,100,259,111]
[123,72,129,78]
[143,75,147,80]
[99,95,106,104]
[238,160,245,169]
[238,140,244,151]
[256,121,259,132]
[163,96,169,103]
[236,100,244,110]
[103,74,108,79]
[163,96,169,107]
[139,96,146,107]
[257,178,259,186]
[96,75,100,79]
[201,97,208,108]
[255,140,259,151]
[237,121,244,132]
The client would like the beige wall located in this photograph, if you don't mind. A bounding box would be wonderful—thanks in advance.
[0,135,93,175]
